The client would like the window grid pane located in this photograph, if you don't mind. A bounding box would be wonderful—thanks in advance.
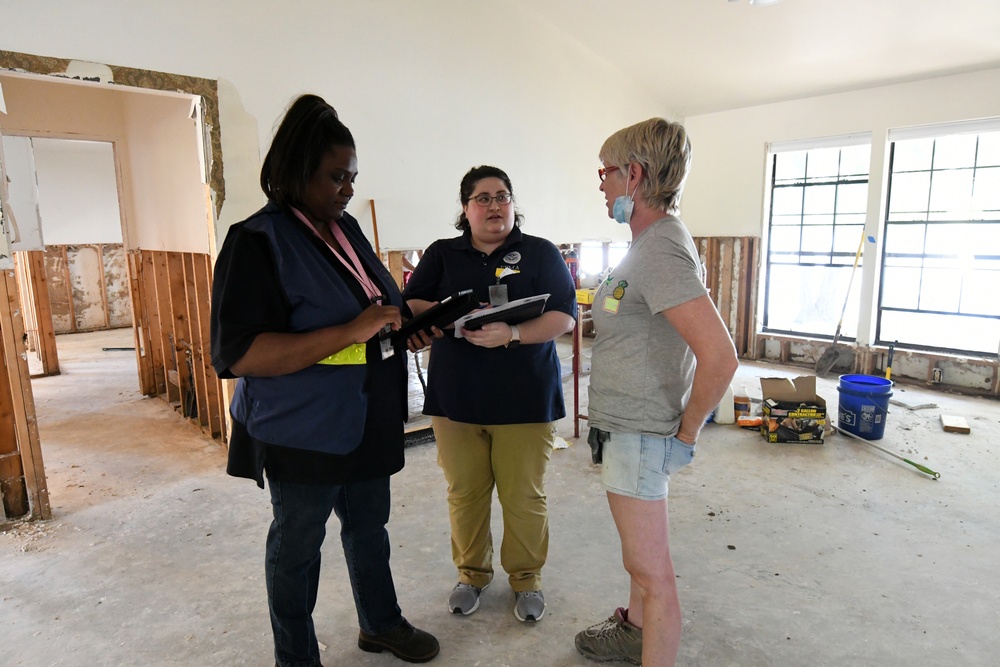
[764,146,871,335]
[879,130,1000,356]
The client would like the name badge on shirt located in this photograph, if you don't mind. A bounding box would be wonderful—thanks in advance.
[379,324,395,360]
[489,284,509,306]
[371,296,395,360]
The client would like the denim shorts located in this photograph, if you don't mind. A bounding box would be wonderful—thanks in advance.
[600,432,696,500]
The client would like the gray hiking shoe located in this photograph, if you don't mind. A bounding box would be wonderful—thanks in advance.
[513,590,546,622]
[448,582,488,615]
[575,607,642,664]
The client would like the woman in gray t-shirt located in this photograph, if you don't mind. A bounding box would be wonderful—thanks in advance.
[575,118,739,667]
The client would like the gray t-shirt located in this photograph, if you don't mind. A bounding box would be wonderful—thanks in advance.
[588,215,708,437]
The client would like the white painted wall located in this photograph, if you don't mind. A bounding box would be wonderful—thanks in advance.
[0,0,665,251]
[682,67,1000,238]
[1,134,44,250]
[120,93,212,253]
[31,138,122,245]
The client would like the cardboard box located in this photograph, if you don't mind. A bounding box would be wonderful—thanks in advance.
[760,376,827,444]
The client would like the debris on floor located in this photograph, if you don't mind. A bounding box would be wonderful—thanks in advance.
[940,415,971,434]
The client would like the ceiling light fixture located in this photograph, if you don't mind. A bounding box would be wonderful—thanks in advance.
[730,0,782,5]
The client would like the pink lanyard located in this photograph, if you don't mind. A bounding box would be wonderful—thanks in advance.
[290,206,383,303]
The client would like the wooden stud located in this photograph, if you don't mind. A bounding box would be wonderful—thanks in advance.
[181,253,209,427]
[0,269,51,520]
[94,244,111,330]
[165,252,191,413]
[141,251,167,395]
[26,251,60,375]
[387,251,405,290]
[60,246,77,333]
[689,236,762,358]
[12,253,37,354]
[719,239,735,331]
[192,254,224,438]
[0,336,28,520]
[151,251,178,404]
[369,199,381,256]
[126,251,155,395]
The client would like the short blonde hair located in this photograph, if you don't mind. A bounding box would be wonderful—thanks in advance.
[600,118,692,215]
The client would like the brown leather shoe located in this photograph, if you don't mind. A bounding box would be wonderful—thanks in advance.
[358,618,440,663]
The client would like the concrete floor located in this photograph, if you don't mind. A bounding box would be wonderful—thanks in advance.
[2,329,999,666]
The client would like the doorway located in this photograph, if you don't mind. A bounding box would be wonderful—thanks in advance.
[0,65,224,523]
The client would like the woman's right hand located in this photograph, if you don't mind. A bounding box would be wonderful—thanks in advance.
[351,303,402,343]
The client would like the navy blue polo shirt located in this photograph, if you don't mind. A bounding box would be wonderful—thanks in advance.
[403,226,576,425]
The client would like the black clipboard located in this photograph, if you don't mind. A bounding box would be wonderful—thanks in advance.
[458,294,550,331]
[387,290,478,345]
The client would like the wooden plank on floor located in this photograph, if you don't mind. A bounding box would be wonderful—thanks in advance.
[941,415,971,434]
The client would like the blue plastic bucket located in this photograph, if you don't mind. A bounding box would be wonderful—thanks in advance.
[837,374,893,440]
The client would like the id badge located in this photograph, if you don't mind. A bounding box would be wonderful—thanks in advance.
[489,284,509,306]
[379,324,395,360]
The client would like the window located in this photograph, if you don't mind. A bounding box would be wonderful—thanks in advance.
[879,126,1000,356]
[763,139,871,339]
[579,240,628,282]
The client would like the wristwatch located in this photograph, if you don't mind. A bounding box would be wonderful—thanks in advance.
[506,324,521,349]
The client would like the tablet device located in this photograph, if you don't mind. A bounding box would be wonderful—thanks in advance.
[387,290,478,345]
[457,294,550,331]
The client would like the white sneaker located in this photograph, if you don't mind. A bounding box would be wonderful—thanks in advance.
[514,590,546,622]
[448,582,488,615]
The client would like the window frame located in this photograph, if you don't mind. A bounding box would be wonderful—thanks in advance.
[876,124,1000,357]
[761,136,872,339]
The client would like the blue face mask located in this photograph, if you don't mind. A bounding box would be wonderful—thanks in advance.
[612,196,634,225]
[611,168,637,225]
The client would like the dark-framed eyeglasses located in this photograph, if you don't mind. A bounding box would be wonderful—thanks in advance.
[471,193,513,207]
[598,166,621,182]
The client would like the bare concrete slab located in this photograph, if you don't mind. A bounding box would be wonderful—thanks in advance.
[3,330,998,666]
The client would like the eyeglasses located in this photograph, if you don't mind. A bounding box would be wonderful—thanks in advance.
[598,166,621,182]
[470,193,513,207]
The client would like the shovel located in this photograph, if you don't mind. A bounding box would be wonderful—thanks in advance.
[816,233,865,376]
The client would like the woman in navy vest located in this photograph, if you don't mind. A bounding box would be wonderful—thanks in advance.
[210,94,439,666]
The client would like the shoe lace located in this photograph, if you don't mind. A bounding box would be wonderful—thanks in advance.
[589,615,624,639]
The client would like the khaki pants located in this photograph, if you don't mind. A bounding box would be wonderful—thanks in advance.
[432,417,554,592]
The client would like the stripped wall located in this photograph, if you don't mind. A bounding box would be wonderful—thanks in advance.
[42,244,131,333]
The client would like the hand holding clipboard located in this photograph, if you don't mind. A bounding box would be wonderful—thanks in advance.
[453,294,550,338]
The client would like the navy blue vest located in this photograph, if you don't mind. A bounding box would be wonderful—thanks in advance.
[229,203,402,455]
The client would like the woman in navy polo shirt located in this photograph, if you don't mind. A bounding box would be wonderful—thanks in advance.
[403,165,576,624]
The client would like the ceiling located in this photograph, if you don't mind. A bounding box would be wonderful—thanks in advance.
[523,0,1000,117]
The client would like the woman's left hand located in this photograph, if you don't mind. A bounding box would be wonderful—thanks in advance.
[461,322,515,349]
[406,326,443,353]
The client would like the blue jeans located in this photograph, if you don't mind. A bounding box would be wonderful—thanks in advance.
[266,476,402,667]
